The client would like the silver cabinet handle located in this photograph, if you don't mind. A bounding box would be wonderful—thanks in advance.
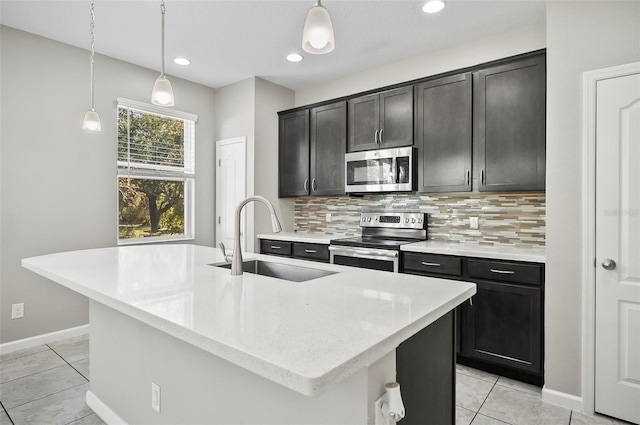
[601,259,617,270]
[305,249,317,253]
[490,269,515,274]
[421,262,441,267]
[374,129,379,145]
[312,178,317,191]
[303,178,309,194]
[380,128,384,144]
[466,169,470,187]
[481,168,485,185]
[270,245,282,249]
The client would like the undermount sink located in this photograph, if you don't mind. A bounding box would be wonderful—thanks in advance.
[212,260,337,282]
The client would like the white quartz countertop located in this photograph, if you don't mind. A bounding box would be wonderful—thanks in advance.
[257,232,342,244]
[401,241,546,263]
[22,244,475,396]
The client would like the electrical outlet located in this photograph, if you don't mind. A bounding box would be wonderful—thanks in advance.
[151,382,161,413]
[469,217,479,230]
[11,303,24,319]
[326,213,332,223]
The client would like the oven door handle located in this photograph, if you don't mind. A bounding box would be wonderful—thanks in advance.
[328,246,399,259]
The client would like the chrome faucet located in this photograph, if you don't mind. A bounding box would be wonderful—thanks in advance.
[230,195,282,275]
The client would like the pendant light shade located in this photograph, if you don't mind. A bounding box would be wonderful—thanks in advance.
[302,0,335,55]
[151,0,174,106]
[151,75,174,106]
[83,108,102,131]
[82,0,101,132]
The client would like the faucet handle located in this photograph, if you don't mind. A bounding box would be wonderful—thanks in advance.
[218,242,233,263]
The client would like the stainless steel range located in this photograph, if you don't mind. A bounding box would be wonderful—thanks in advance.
[329,212,427,273]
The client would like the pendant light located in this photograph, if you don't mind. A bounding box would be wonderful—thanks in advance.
[82,0,101,132]
[151,0,174,106]
[302,0,335,55]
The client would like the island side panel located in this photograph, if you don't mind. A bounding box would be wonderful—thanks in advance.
[396,311,455,425]
[88,300,394,425]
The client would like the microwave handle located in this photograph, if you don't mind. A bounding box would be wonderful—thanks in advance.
[392,157,398,183]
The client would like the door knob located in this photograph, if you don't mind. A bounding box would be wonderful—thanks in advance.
[601,259,617,270]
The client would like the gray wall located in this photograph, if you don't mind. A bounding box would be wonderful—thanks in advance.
[254,78,294,235]
[0,26,216,343]
[214,77,294,252]
[545,1,640,397]
[213,77,256,251]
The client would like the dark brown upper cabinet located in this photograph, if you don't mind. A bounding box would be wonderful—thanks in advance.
[310,102,347,196]
[278,102,346,198]
[348,86,413,152]
[416,73,472,193]
[474,54,546,192]
[279,109,310,197]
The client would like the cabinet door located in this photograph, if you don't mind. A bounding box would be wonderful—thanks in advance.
[310,102,346,196]
[462,280,542,374]
[379,86,414,148]
[475,55,546,192]
[279,110,310,197]
[348,93,379,152]
[416,74,472,193]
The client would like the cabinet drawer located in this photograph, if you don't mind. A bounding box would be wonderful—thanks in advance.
[468,259,542,286]
[260,240,292,256]
[403,253,462,277]
[292,243,329,262]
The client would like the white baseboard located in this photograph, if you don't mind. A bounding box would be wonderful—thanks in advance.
[0,324,89,355]
[542,386,583,411]
[86,390,128,425]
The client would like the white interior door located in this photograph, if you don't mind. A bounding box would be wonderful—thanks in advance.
[595,72,640,424]
[216,137,246,254]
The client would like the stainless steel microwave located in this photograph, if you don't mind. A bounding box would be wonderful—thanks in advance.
[345,146,415,193]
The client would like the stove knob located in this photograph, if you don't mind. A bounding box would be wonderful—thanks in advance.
[362,217,366,222]
[405,218,410,223]
[412,218,416,223]
[418,218,423,224]
[367,217,372,222]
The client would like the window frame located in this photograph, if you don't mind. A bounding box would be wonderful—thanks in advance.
[116,98,197,245]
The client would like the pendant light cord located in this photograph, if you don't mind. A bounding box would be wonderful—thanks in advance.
[160,0,166,77]
[89,0,96,110]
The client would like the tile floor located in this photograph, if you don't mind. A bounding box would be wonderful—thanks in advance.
[0,335,632,425]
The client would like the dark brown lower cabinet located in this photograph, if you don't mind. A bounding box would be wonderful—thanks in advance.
[397,311,455,425]
[259,239,329,263]
[401,252,544,386]
[462,280,542,376]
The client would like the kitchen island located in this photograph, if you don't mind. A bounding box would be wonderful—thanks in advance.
[22,244,475,425]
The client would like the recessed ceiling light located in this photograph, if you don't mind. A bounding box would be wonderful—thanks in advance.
[173,57,191,66]
[287,53,304,63]
[423,0,445,14]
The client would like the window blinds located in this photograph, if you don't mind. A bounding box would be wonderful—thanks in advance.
[117,98,197,176]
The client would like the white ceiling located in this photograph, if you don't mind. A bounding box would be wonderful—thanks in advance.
[0,0,546,91]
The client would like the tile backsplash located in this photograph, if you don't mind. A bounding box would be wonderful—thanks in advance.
[294,193,545,247]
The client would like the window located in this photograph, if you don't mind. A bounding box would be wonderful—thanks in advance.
[117,98,197,244]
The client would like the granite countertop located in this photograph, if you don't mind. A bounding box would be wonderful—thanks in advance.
[401,240,546,263]
[257,232,343,244]
[22,244,475,396]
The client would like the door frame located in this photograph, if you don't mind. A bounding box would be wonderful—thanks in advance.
[581,61,640,415]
